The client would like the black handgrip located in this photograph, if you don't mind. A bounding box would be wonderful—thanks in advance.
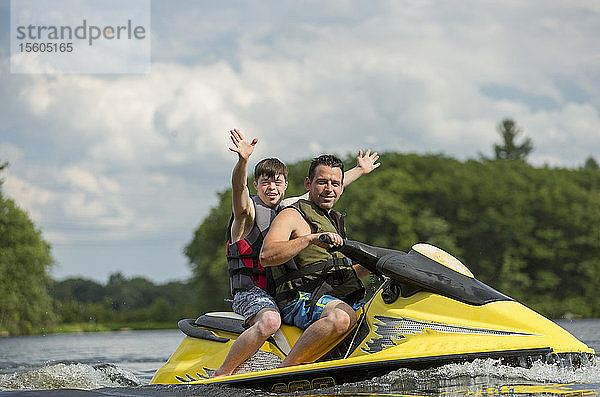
[319,233,334,245]
[318,235,404,274]
[336,239,403,274]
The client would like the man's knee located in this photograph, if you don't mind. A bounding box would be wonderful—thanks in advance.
[335,308,356,333]
[323,301,356,335]
[254,309,281,337]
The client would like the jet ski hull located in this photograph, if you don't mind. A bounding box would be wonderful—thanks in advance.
[150,289,594,392]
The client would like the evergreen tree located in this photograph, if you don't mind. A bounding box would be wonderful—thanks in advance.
[583,156,599,171]
[493,119,534,160]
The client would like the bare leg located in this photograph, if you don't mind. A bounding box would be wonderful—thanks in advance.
[280,300,356,367]
[212,308,280,377]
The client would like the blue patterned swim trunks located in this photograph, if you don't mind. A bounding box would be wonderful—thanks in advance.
[280,291,339,330]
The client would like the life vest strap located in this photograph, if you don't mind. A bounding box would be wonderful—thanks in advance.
[273,260,330,287]
[226,252,258,260]
[274,257,359,314]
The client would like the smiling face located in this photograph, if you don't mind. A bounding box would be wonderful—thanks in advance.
[305,165,344,211]
[254,174,287,208]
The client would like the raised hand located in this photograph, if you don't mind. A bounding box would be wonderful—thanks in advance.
[228,129,258,161]
[356,149,380,175]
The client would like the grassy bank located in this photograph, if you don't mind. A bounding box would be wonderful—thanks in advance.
[46,321,177,334]
[0,322,178,336]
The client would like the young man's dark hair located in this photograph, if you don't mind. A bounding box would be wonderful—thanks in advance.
[307,154,344,182]
[254,158,288,181]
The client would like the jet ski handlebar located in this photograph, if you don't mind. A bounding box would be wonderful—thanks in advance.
[319,234,513,305]
[318,233,399,275]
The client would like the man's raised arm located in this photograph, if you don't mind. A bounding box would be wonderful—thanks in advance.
[344,149,380,185]
[280,149,380,207]
[228,128,258,242]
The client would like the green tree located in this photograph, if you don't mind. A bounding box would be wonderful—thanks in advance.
[50,278,105,303]
[184,191,232,312]
[149,297,171,320]
[493,119,534,161]
[0,162,56,335]
[583,156,599,171]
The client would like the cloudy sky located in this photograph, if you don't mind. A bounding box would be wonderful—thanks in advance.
[1,0,598,284]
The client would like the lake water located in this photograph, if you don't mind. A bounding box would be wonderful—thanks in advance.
[1,319,599,397]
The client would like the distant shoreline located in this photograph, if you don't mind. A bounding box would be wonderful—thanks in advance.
[1,321,178,337]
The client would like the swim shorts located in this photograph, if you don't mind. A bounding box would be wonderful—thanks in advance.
[280,291,339,330]
[232,286,278,323]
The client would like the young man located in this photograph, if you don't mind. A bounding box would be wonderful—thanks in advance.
[260,154,370,367]
[213,130,379,377]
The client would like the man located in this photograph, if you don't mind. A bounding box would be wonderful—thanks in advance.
[260,154,371,367]
[213,130,379,377]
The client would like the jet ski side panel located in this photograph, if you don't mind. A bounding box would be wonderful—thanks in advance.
[351,289,593,361]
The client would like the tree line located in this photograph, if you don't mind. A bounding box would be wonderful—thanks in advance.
[50,274,197,328]
[1,120,599,335]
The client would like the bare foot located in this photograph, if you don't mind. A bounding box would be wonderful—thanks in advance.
[210,368,229,378]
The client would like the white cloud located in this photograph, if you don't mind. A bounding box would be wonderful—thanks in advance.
[3,174,57,221]
[63,192,105,218]
[524,103,600,167]
[63,167,103,194]
[1,0,599,281]
[0,141,24,164]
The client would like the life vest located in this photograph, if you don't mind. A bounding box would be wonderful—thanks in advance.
[271,199,365,311]
[226,195,277,296]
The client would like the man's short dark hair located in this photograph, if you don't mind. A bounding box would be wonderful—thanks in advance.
[308,154,344,182]
[254,158,288,181]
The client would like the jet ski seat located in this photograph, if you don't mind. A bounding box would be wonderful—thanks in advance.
[179,312,292,355]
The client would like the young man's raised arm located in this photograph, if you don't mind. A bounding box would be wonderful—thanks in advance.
[228,129,258,242]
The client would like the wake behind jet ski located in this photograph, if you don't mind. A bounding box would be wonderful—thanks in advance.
[150,239,595,392]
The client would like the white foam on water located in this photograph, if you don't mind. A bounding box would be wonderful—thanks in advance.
[435,356,600,384]
[326,356,600,396]
[0,362,141,391]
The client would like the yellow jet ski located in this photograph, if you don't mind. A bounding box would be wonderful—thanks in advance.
[151,239,595,393]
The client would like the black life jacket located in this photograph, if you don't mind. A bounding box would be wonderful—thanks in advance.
[226,195,277,296]
[271,199,365,312]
